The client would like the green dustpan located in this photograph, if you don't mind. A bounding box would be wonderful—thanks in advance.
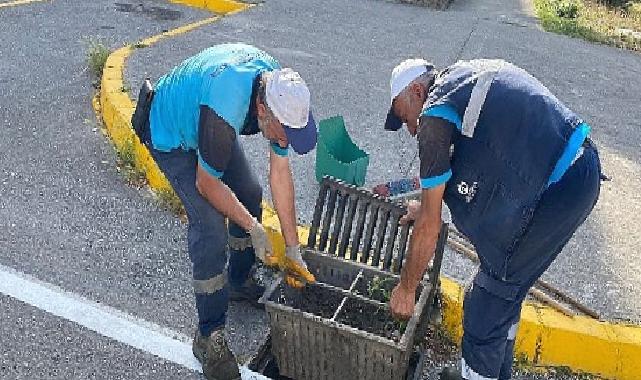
[315,116,369,186]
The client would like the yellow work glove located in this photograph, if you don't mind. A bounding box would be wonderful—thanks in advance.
[265,244,315,287]
[284,274,306,288]
[285,245,316,285]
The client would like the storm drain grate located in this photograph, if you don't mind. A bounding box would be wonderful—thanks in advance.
[308,176,421,273]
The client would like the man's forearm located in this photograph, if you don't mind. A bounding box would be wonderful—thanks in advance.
[400,217,439,292]
[399,185,445,292]
[269,157,299,247]
[196,166,255,232]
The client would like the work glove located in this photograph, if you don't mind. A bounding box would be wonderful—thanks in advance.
[284,275,305,288]
[248,220,315,287]
[283,245,316,288]
[265,244,316,288]
[248,218,273,263]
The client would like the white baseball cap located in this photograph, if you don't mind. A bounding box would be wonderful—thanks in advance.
[385,59,435,131]
[265,68,317,154]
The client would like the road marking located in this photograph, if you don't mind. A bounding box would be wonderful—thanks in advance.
[0,264,268,380]
[0,0,48,8]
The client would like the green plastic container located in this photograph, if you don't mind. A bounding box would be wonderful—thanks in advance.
[315,116,369,186]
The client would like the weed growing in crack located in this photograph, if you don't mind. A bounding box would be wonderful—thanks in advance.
[513,352,530,371]
[87,39,110,79]
[115,140,186,220]
[116,139,146,187]
[132,42,149,49]
[513,348,600,378]
[156,188,186,219]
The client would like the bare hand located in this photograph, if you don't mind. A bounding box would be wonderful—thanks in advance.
[400,200,421,225]
[390,283,416,321]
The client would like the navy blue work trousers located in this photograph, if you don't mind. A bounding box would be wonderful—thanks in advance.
[140,124,261,337]
[461,143,601,379]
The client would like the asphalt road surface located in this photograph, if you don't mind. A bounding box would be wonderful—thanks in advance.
[1,0,640,379]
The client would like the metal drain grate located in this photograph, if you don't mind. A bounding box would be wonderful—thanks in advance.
[308,176,417,273]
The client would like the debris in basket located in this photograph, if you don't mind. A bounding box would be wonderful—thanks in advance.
[271,283,343,319]
[336,298,406,342]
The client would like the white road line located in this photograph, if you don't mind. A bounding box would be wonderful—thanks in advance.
[0,264,268,380]
[0,0,49,9]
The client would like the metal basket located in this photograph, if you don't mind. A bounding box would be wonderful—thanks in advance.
[262,177,447,380]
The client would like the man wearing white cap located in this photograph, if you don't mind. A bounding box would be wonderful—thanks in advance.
[132,43,317,379]
[384,59,601,379]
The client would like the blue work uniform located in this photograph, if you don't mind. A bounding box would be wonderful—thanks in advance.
[141,44,288,337]
[417,60,601,379]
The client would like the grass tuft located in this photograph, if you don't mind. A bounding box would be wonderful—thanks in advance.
[156,188,186,219]
[87,39,111,79]
[115,139,186,219]
[116,139,147,188]
[132,42,149,49]
[534,0,641,51]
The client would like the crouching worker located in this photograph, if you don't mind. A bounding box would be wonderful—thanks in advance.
[131,43,317,380]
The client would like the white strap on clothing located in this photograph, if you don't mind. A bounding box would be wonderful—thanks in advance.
[462,70,498,138]
[461,60,508,138]
[447,59,509,138]
[193,272,227,294]
[229,236,252,250]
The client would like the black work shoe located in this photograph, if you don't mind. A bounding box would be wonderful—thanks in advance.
[229,277,265,308]
[192,329,241,380]
[440,366,463,380]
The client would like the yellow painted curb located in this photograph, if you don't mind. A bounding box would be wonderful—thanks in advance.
[439,265,641,380]
[169,0,248,14]
[96,1,641,379]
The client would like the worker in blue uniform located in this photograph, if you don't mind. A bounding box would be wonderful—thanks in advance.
[385,59,602,380]
[131,43,317,380]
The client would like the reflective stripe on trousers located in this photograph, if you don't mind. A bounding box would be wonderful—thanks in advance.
[148,137,262,337]
[462,358,497,380]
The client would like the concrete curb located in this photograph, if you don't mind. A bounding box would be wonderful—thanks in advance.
[96,1,641,379]
[440,278,641,379]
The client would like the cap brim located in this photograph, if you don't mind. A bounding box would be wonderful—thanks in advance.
[384,107,403,131]
[284,111,317,155]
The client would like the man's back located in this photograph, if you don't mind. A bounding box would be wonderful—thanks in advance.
[150,43,280,152]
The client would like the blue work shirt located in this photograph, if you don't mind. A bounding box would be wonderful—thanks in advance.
[419,104,590,189]
[149,43,286,177]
